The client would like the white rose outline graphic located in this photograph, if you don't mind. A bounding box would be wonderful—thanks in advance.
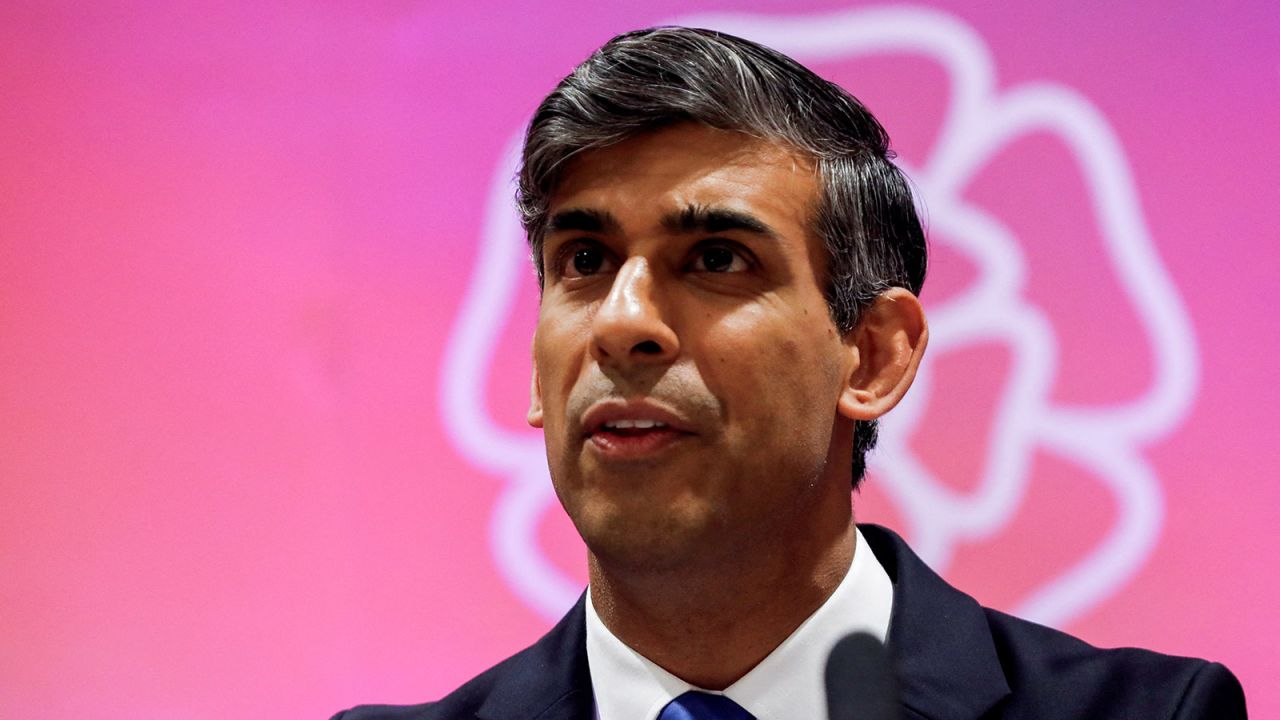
[440,5,1198,627]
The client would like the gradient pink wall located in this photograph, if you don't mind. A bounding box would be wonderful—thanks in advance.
[2,2,1277,718]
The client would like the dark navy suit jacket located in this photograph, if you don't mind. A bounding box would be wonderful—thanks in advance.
[333,524,1247,720]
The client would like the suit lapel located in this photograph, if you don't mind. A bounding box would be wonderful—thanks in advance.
[476,594,595,720]
[861,524,1011,720]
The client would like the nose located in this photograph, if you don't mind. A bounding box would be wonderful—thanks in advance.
[590,256,679,367]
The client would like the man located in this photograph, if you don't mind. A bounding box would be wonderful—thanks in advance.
[335,27,1246,720]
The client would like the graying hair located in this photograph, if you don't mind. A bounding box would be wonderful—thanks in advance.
[517,27,927,487]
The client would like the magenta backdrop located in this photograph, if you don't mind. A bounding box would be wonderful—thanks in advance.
[3,2,1277,718]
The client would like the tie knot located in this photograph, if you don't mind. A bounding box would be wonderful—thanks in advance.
[657,691,756,720]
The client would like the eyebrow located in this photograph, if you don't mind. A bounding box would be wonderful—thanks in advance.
[546,208,621,235]
[662,205,779,240]
[545,204,780,240]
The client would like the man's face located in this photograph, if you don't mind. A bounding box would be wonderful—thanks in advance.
[529,123,859,572]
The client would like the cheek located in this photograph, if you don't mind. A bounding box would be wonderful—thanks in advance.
[702,309,846,429]
[533,335,574,438]
[535,307,592,390]
[534,305,601,461]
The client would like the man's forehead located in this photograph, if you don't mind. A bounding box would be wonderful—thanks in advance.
[549,123,815,199]
[545,124,819,233]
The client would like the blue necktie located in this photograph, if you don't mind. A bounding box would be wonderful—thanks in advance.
[657,691,756,720]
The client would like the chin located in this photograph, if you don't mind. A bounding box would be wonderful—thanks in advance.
[576,499,727,575]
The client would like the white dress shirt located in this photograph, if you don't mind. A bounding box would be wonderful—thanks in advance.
[585,526,894,720]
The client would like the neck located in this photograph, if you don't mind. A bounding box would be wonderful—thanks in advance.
[587,496,856,690]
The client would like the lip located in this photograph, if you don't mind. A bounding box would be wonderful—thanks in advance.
[581,399,696,460]
[581,399,695,436]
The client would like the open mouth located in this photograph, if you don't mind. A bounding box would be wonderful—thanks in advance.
[580,400,696,459]
[598,419,669,434]
[587,420,690,458]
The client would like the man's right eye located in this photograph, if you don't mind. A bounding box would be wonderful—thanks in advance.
[560,243,614,278]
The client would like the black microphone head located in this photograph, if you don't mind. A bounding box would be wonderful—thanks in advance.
[824,631,901,720]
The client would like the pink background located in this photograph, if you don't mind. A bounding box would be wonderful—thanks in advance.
[2,2,1277,718]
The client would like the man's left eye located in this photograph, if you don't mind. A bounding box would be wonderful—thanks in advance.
[691,245,748,273]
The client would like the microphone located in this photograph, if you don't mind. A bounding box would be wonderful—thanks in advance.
[824,632,901,720]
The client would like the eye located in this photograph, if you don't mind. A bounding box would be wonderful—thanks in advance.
[690,243,750,273]
[557,242,616,279]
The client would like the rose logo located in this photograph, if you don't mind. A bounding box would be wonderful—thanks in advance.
[440,5,1197,628]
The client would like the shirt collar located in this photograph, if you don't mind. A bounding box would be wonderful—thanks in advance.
[585,526,894,720]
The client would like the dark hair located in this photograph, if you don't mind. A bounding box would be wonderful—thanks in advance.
[518,27,927,487]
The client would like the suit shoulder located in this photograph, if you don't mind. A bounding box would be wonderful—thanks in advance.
[327,645,542,720]
[983,608,1247,719]
[330,598,591,720]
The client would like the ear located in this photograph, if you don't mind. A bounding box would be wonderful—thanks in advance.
[527,344,544,428]
[837,287,928,422]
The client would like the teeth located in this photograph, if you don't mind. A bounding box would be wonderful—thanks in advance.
[603,419,668,430]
